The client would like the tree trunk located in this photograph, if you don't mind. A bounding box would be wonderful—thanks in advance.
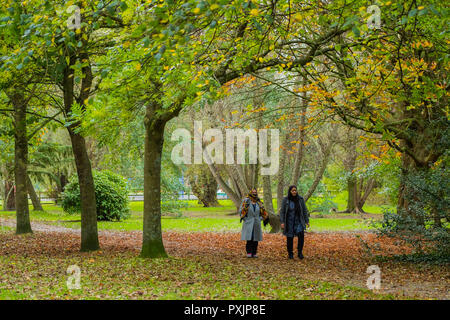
[59,174,68,192]
[140,104,168,258]
[187,165,219,207]
[63,54,99,252]
[234,164,250,194]
[304,138,333,202]
[344,175,357,213]
[53,173,68,205]
[357,178,377,212]
[201,183,219,207]
[267,212,281,233]
[397,141,427,227]
[276,133,289,213]
[291,91,307,186]
[191,185,219,207]
[68,131,100,251]
[339,131,358,214]
[3,179,15,211]
[262,175,274,214]
[12,92,32,234]
[262,174,280,233]
[251,163,259,189]
[206,162,242,210]
[27,175,43,211]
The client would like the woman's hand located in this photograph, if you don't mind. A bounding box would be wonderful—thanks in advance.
[281,223,285,229]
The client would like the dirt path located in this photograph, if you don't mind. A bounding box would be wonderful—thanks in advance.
[1,218,79,234]
[1,217,448,299]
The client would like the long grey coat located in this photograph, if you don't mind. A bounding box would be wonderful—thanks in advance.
[239,198,263,241]
[279,196,309,237]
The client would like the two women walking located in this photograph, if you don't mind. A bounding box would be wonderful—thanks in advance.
[239,185,310,260]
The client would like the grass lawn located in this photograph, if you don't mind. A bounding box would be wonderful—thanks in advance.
[0,200,376,232]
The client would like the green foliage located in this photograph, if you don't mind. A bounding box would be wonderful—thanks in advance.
[160,163,188,217]
[62,170,130,221]
[371,158,401,206]
[307,187,338,215]
[301,170,338,214]
[375,158,450,261]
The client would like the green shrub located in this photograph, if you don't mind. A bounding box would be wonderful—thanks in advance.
[62,170,130,221]
[374,160,450,262]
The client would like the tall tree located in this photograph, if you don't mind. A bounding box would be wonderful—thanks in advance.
[9,0,133,250]
[10,90,32,233]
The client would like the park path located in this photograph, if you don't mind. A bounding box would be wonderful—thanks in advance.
[1,217,448,299]
[1,218,79,234]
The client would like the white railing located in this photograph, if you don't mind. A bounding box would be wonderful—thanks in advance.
[35,192,229,202]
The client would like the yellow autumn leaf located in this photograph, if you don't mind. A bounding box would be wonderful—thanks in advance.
[250,8,259,16]
[293,13,302,22]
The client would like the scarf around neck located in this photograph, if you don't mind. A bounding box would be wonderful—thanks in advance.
[240,192,269,221]
[288,194,302,217]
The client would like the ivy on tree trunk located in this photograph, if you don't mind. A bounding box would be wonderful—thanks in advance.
[12,91,32,234]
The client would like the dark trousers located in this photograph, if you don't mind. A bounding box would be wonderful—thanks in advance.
[246,227,258,255]
[246,240,258,255]
[287,232,304,255]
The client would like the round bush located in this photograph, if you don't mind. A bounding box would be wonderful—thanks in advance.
[62,170,130,221]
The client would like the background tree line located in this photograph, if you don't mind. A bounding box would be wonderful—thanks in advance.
[0,0,447,258]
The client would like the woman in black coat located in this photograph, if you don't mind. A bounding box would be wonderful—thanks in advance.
[279,185,310,259]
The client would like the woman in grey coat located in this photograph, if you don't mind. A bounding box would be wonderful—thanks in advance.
[239,188,269,258]
[279,185,310,259]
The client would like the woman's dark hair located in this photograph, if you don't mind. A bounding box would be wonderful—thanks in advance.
[288,185,301,216]
[287,185,298,200]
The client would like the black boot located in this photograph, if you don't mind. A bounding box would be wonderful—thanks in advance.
[287,237,294,259]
